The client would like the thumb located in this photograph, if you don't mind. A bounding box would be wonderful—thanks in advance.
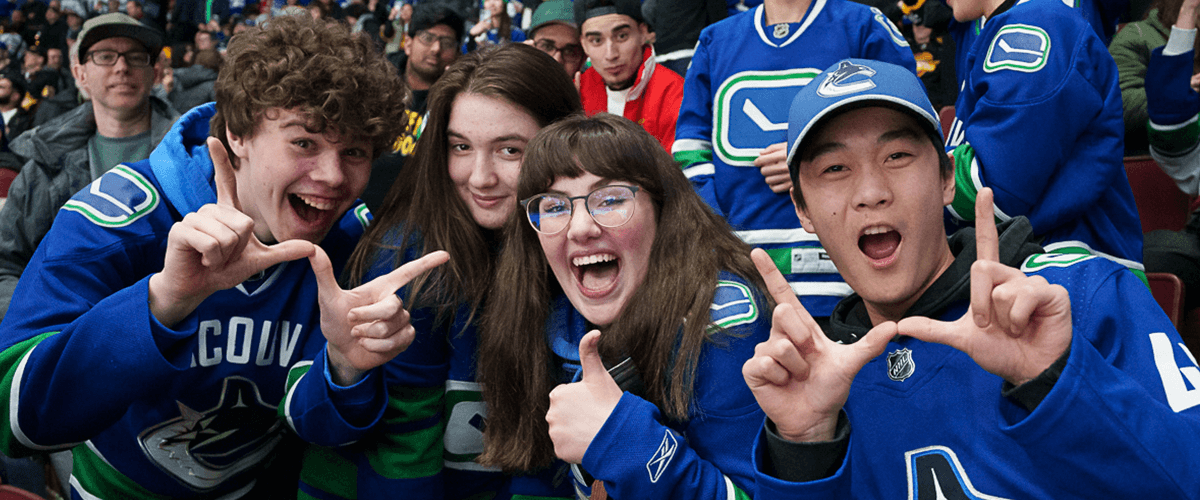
[578,330,612,384]
[895,315,963,351]
[307,245,342,297]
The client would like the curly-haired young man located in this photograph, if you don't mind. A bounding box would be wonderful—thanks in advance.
[0,15,447,500]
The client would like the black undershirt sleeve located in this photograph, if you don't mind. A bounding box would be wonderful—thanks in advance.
[762,410,850,483]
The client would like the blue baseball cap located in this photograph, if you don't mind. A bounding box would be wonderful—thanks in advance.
[785,58,940,169]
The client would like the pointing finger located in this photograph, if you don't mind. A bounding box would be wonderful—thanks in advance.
[208,136,241,211]
[752,248,803,310]
[361,250,450,298]
[975,187,999,263]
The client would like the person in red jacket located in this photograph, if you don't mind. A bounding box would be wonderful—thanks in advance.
[574,0,683,152]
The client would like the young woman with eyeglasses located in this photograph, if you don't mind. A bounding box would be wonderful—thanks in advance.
[298,43,582,500]
[478,113,773,499]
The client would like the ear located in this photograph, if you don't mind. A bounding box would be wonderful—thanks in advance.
[941,151,956,207]
[404,37,414,57]
[71,57,85,85]
[224,126,248,166]
[789,186,816,233]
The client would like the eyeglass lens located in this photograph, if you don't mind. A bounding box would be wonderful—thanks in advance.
[526,186,637,234]
[88,50,152,67]
[533,39,582,61]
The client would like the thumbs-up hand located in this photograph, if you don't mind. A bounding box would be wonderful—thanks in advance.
[546,330,624,464]
[896,188,1072,386]
[310,247,449,386]
[149,137,317,328]
[742,249,894,442]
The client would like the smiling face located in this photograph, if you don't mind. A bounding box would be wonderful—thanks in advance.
[580,13,648,90]
[447,93,542,230]
[226,107,372,244]
[793,106,955,324]
[73,36,155,117]
[537,172,657,327]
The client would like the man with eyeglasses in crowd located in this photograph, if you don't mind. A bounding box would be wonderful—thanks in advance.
[526,0,583,78]
[367,4,464,212]
[0,12,178,321]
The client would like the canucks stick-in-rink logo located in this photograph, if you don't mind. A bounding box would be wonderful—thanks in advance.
[984,24,1051,73]
[646,429,678,483]
[713,69,820,166]
[888,348,915,382]
[138,377,282,490]
[816,61,877,98]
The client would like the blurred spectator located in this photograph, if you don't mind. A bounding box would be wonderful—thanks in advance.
[1111,0,1191,154]
[312,0,342,20]
[0,71,29,138]
[38,5,70,52]
[901,0,956,109]
[167,46,216,112]
[0,12,180,321]
[642,0,724,76]
[368,3,463,211]
[383,0,413,54]
[526,0,582,77]
[20,44,44,81]
[469,0,526,49]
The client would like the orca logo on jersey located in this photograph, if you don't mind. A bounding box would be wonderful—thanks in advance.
[816,61,877,98]
[138,377,283,491]
[984,25,1051,73]
[62,164,160,228]
[714,69,820,166]
[646,429,678,483]
[905,446,1012,499]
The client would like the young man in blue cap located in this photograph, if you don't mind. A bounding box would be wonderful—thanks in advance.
[672,0,917,319]
[742,58,1200,497]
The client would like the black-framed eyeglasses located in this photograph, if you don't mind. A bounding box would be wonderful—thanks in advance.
[86,49,153,67]
[415,30,458,51]
[521,185,640,234]
[533,38,583,62]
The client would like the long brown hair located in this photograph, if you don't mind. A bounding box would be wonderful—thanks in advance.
[343,43,581,322]
[477,114,772,471]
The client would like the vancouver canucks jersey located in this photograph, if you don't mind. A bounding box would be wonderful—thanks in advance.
[1147,41,1200,187]
[0,106,377,499]
[547,273,768,500]
[944,0,1143,270]
[674,3,916,316]
[754,254,1200,498]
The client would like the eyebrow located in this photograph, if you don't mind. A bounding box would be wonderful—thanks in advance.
[584,23,632,37]
[546,177,618,195]
[804,125,927,164]
[447,130,532,143]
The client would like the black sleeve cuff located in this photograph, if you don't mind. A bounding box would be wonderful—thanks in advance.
[1002,346,1070,412]
[762,410,850,483]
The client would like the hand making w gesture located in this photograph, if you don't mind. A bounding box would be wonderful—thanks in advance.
[741,250,895,443]
[149,137,316,328]
[897,188,1072,386]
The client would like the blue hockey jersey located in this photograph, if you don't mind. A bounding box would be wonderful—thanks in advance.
[674,3,916,316]
[0,104,382,499]
[944,0,1143,270]
[551,273,769,500]
[1146,33,1200,188]
[753,220,1200,498]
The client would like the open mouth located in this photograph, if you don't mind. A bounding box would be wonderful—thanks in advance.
[573,253,620,295]
[289,193,337,224]
[859,225,901,263]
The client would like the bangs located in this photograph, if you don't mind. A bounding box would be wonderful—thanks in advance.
[520,114,664,200]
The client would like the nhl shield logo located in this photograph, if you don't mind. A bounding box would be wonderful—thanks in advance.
[887,348,915,382]
[773,23,789,38]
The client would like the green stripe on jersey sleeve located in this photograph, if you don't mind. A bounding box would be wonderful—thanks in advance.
[0,331,58,456]
[1148,116,1200,156]
[365,385,444,479]
[673,149,713,169]
[949,143,979,221]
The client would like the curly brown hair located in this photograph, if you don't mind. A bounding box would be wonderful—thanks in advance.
[210,15,408,162]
